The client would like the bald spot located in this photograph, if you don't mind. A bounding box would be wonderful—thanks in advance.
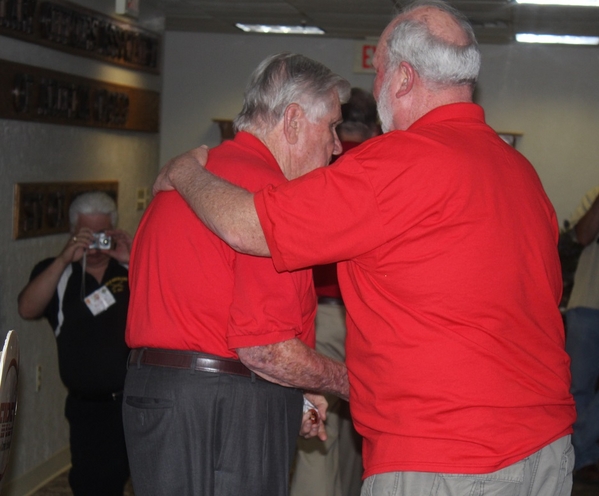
[409,6,469,45]
[379,5,470,53]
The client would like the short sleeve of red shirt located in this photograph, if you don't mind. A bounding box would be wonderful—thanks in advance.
[228,252,316,349]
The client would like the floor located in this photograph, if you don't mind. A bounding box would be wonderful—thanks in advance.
[30,469,599,496]
[31,471,135,495]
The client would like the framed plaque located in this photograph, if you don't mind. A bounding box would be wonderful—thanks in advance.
[13,181,118,239]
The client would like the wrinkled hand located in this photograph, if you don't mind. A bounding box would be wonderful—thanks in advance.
[152,145,210,197]
[299,393,328,441]
[60,227,94,264]
[105,229,133,264]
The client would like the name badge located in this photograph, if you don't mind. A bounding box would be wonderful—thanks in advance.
[84,286,116,316]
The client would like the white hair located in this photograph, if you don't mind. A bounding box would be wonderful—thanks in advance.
[233,52,350,136]
[385,0,481,89]
[69,191,117,230]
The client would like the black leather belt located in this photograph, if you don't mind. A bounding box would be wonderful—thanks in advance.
[129,348,255,379]
[318,296,344,306]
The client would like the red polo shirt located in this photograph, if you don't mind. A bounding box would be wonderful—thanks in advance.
[312,140,362,300]
[254,103,575,476]
[126,132,316,357]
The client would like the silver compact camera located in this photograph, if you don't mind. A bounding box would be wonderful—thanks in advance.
[89,232,112,250]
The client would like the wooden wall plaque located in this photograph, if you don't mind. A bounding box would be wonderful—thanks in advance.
[14,181,118,239]
[0,0,160,73]
[212,119,236,142]
[0,59,160,132]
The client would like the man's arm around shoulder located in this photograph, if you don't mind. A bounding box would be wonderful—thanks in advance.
[153,146,270,256]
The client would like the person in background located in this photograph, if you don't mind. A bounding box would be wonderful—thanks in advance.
[152,1,577,494]
[18,191,132,496]
[290,87,379,496]
[123,53,350,496]
[565,185,599,483]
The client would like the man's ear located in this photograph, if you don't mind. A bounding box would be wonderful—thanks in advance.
[395,61,415,98]
[283,103,303,144]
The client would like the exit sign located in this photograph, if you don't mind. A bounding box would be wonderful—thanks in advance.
[354,41,377,74]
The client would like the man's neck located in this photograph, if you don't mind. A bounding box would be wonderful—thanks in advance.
[259,127,296,180]
[405,83,474,130]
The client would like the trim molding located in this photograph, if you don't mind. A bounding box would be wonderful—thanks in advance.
[2,447,70,496]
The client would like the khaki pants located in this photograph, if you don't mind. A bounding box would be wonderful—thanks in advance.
[361,435,574,496]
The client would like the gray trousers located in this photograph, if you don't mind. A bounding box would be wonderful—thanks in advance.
[361,435,574,496]
[123,361,303,496]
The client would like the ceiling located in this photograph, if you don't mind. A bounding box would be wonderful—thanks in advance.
[144,0,599,45]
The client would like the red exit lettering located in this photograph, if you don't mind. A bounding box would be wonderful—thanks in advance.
[362,45,377,70]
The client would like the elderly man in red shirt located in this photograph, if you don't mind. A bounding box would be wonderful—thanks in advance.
[124,53,350,496]
[153,1,576,495]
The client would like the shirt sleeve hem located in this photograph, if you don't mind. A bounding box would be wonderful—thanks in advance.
[228,329,297,350]
[254,189,288,272]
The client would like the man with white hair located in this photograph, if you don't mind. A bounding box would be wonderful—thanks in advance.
[153,1,576,494]
[123,53,350,496]
[18,191,132,496]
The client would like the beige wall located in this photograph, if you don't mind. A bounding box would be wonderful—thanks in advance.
[477,43,599,224]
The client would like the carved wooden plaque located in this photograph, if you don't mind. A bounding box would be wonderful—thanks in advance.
[0,59,160,132]
[14,181,118,239]
[212,119,236,142]
[0,0,160,73]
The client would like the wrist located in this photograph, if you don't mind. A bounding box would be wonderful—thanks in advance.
[55,253,72,268]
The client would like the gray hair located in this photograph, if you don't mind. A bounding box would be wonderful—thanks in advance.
[233,52,351,136]
[69,191,118,229]
[386,0,481,88]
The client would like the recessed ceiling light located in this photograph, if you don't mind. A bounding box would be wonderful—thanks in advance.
[515,33,599,44]
[235,23,325,35]
[515,0,599,6]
